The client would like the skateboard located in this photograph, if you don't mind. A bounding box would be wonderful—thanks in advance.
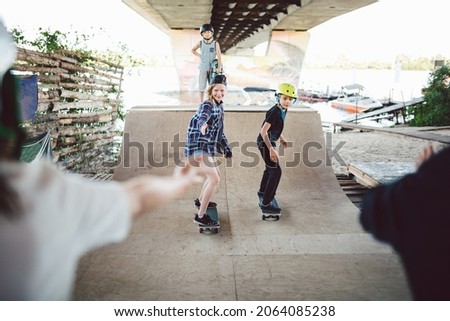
[258,194,281,221]
[198,206,220,234]
[209,58,223,83]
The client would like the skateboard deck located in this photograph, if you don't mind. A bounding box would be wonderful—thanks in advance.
[198,206,220,234]
[258,194,281,221]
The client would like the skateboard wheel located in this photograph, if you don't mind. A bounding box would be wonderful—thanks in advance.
[262,215,266,220]
[199,228,204,233]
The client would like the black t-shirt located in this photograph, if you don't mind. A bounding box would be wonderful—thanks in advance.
[257,105,285,145]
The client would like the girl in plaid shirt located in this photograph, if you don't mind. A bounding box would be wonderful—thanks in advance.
[185,74,232,226]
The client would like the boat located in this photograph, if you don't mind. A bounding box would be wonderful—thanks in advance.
[297,87,339,103]
[297,89,327,103]
[330,83,382,113]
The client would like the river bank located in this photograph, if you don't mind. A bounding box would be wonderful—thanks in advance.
[329,127,450,175]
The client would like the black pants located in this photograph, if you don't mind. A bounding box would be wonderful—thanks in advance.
[258,142,282,205]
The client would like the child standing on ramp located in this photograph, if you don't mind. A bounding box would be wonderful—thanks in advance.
[185,74,232,226]
[191,23,223,103]
[256,83,298,213]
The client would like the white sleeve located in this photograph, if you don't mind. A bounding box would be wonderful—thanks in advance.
[62,173,132,252]
[1,161,133,300]
[23,161,132,255]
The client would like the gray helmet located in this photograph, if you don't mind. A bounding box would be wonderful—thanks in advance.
[200,23,214,34]
[211,74,227,86]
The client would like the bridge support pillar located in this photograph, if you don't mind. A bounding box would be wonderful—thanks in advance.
[169,29,201,92]
[265,30,310,88]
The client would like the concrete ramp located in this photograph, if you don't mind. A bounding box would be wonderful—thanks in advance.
[75,106,410,300]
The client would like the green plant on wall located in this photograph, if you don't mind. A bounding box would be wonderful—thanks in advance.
[409,65,450,126]
[10,26,143,66]
[9,27,143,122]
[11,27,76,53]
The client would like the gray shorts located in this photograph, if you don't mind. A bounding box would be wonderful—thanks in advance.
[199,70,210,92]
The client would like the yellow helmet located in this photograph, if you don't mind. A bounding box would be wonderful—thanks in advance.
[276,83,297,99]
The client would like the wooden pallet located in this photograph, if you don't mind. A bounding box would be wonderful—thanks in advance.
[82,173,113,181]
[335,174,370,208]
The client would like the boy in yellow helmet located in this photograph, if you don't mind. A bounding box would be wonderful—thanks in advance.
[256,83,297,213]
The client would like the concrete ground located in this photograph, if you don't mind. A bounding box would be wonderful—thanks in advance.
[74,106,411,300]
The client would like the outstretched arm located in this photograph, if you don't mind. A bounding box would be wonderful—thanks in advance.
[415,144,435,168]
[359,146,450,300]
[197,102,213,134]
[360,146,450,248]
[122,163,204,218]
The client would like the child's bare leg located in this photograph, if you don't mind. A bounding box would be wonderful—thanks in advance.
[198,178,208,203]
[196,155,220,217]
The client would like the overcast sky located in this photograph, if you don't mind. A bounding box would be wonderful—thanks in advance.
[307,0,450,62]
[2,0,449,63]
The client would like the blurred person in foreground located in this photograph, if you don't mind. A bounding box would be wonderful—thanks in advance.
[0,20,203,300]
[360,143,450,300]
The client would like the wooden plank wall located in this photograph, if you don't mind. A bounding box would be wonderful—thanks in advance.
[13,47,124,170]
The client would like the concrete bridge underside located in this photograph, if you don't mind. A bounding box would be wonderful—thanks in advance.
[122,0,377,90]
[74,107,410,300]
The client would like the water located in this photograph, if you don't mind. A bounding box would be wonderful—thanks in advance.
[304,101,350,124]
[298,69,430,101]
[121,67,431,125]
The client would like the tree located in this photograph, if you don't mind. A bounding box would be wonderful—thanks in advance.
[409,65,450,126]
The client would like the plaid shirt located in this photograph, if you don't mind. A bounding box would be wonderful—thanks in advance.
[185,100,230,157]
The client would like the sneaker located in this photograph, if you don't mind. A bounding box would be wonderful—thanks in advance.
[194,198,217,208]
[193,214,218,226]
[259,202,281,213]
